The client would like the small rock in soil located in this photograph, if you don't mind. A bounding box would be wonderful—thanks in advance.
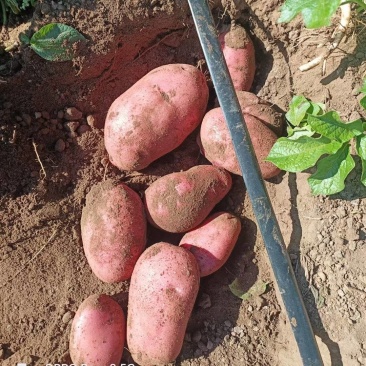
[64,107,83,120]
[62,311,74,324]
[224,320,232,328]
[35,112,42,119]
[64,121,80,132]
[206,340,214,350]
[349,241,357,251]
[57,110,64,119]
[55,139,66,152]
[197,341,208,352]
[198,294,211,309]
[86,114,97,127]
[77,125,91,135]
[192,330,202,343]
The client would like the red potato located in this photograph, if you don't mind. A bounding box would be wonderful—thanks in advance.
[104,63,209,171]
[70,294,125,366]
[144,165,232,233]
[81,181,146,283]
[127,242,200,365]
[220,24,256,91]
[199,93,281,179]
[179,212,241,277]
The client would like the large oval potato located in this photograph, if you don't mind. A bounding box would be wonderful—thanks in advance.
[70,294,125,366]
[199,93,281,179]
[81,181,146,283]
[179,212,241,277]
[144,165,232,233]
[220,24,256,91]
[127,242,200,365]
[104,64,209,171]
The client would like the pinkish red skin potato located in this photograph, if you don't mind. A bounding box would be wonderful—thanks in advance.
[81,181,146,283]
[199,107,280,179]
[104,64,209,171]
[219,25,256,91]
[180,212,241,277]
[127,242,200,366]
[144,165,232,233]
[70,294,125,366]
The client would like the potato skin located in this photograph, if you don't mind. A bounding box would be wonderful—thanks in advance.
[180,212,241,277]
[104,63,209,171]
[220,25,256,91]
[199,95,281,179]
[127,242,200,365]
[81,181,146,283]
[144,165,232,233]
[70,294,125,366]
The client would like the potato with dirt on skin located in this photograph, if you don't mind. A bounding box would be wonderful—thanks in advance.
[220,24,256,91]
[81,181,146,283]
[144,165,232,233]
[180,211,241,277]
[104,63,209,171]
[198,91,282,179]
[127,242,200,366]
[69,294,125,366]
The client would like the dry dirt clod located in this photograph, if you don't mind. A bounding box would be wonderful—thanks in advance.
[198,293,212,309]
[64,107,83,120]
[77,125,91,135]
[55,139,66,152]
[64,121,80,132]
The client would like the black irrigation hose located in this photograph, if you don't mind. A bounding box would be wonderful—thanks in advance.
[187,1,324,365]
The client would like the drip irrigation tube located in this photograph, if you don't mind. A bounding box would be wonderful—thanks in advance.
[187,1,324,365]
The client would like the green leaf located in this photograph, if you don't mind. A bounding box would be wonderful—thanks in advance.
[286,95,311,126]
[361,78,366,94]
[19,32,30,45]
[356,135,366,186]
[229,278,268,300]
[30,23,86,62]
[278,0,341,28]
[308,143,355,195]
[287,126,314,139]
[361,96,366,110]
[307,112,363,142]
[266,136,342,172]
[361,79,366,110]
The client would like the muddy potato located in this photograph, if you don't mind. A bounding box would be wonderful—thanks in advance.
[70,294,125,366]
[81,181,146,283]
[199,93,281,179]
[220,24,256,91]
[144,165,232,233]
[180,212,241,276]
[104,63,209,171]
[127,242,200,365]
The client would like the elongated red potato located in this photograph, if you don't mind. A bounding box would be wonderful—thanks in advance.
[127,242,200,365]
[220,24,256,91]
[199,92,281,179]
[144,165,232,233]
[104,63,209,171]
[180,212,241,277]
[81,181,146,283]
[70,294,125,366]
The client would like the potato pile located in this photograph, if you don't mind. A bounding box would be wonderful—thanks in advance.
[70,24,283,366]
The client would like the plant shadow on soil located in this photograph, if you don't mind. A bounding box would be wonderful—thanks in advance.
[287,172,343,366]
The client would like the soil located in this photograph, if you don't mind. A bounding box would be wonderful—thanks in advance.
[1,0,366,365]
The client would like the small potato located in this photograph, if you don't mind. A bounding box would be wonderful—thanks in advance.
[127,242,200,365]
[220,24,256,91]
[199,95,281,179]
[81,181,146,283]
[104,63,209,171]
[180,212,241,277]
[144,165,232,233]
[70,294,125,366]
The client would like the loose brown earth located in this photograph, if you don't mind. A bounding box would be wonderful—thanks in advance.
[1,0,366,365]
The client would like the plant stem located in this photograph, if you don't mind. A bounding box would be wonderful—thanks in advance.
[0,0,7,25]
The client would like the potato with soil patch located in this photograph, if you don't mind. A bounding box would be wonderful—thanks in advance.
[104,63,209,171]
[144,165,232,233]
[220,24,256,91]
[199,91,281,179]
[81,181,146,283]
[180,212,241,276]
[70,294,125,366]
[127,242,200,365]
